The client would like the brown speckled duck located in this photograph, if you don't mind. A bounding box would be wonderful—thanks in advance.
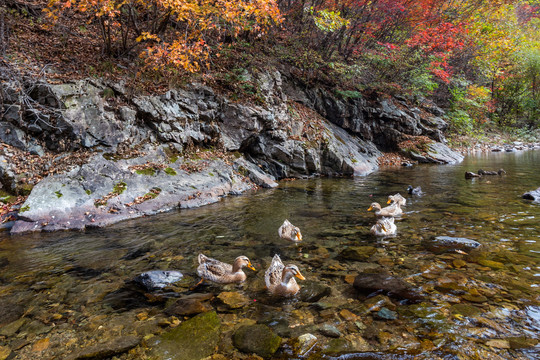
[197,254,255,284]
[387,193,406,206]
[264,254,305,297]
[370,217,397,236]
[368,202,402,217]
[278,219,303,242]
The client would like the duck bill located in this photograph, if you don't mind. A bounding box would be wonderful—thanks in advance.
[296,233,303,242]
[247,262,256,271]
[295,272,306,281]
[367,206,373,211]
[387,199,392,204]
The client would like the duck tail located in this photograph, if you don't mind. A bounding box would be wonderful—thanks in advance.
[198,254,207,264]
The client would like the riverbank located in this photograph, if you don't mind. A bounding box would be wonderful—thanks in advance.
[1,68,468,234]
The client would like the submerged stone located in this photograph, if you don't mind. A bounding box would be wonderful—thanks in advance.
[148,311,221,360]
[376,307,398,320]
[165,293,214,316]
[319,324,342,338]
[217,291,250,309]
[353,273,423,301]
[507,337,539,349]
[450,304,483,317]
[134,270,184,290]
[424,236,481,254]
[233,324,281,358]
[67,335,140,360]
[477,259,505,270]
[339,246,377,261]
[298,281,331,303]
[294,333,318,356]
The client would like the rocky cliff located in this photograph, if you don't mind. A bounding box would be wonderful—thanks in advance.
[0,68,463,233]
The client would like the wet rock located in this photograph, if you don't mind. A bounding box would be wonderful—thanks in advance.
[462,294,488,303]
[450,304,483,317]
[217,291,250,309]
[0,302,24,326]
[322,337,371,355]
[423,236,482,254]
[233,324,281,359]
[485,339,510,349]
[376,307,398,320]
[353,273,423,301]
[134,270,184,290]
[522,187,540,202]
[339,246,377,262]
[165,293,214,316]
[148,311,221,360]
[67,335,140,360]
[294,333,318,356]
[298,281,331,303]
[507,337,539,349]
[477,259,505,270]
[319,324,342,338]
[0,317,26,337]
[0,346,11,360]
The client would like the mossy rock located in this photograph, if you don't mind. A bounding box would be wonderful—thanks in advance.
[450,304,482,317]
[477,259,505,270]
[233,324,281,358]
[148,311,221,360]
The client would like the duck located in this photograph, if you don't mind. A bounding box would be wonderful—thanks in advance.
[407,185,423,196]
[370,217,397,236]
[367,202,402,217]
[264,254,305,297]
[197,254,255,284]
[278,219,303,242]
[387,193,406,206]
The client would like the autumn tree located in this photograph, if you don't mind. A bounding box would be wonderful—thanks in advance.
[45,0,282,72]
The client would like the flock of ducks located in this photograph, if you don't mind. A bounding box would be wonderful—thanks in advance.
[196,219,305,297]
[367,185,423,237]
[196,186,422,297]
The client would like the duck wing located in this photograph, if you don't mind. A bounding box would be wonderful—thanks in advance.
[265,254,284,288]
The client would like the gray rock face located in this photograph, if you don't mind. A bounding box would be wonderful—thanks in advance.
[523,187,540,202]
[133,270,184,290]
[3,68,465,233]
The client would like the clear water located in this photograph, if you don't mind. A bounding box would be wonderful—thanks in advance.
[1,150,539,359]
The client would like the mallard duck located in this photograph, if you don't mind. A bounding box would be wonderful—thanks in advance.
[370,217,397,236]
[278,219,303,242]
[407,185,423,196]
[387,193,406,206]
[197,254,255,284]
[264,254,305,297]
[367,202,402,217]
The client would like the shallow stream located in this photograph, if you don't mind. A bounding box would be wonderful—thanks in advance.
[0,150,539,359]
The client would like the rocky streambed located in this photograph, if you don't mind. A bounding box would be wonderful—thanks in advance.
[0,150,539,359]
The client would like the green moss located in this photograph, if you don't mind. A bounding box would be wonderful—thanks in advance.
[170,155,179,163]
[113,181,127,195]
[55,191,63,198]
[85,189,92,195]
[136,168,156,176]
[102,87,115,99]
[17,184,34,196]
[208,172,214,177]
[19,205,30,213]
[164,167,177,176]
